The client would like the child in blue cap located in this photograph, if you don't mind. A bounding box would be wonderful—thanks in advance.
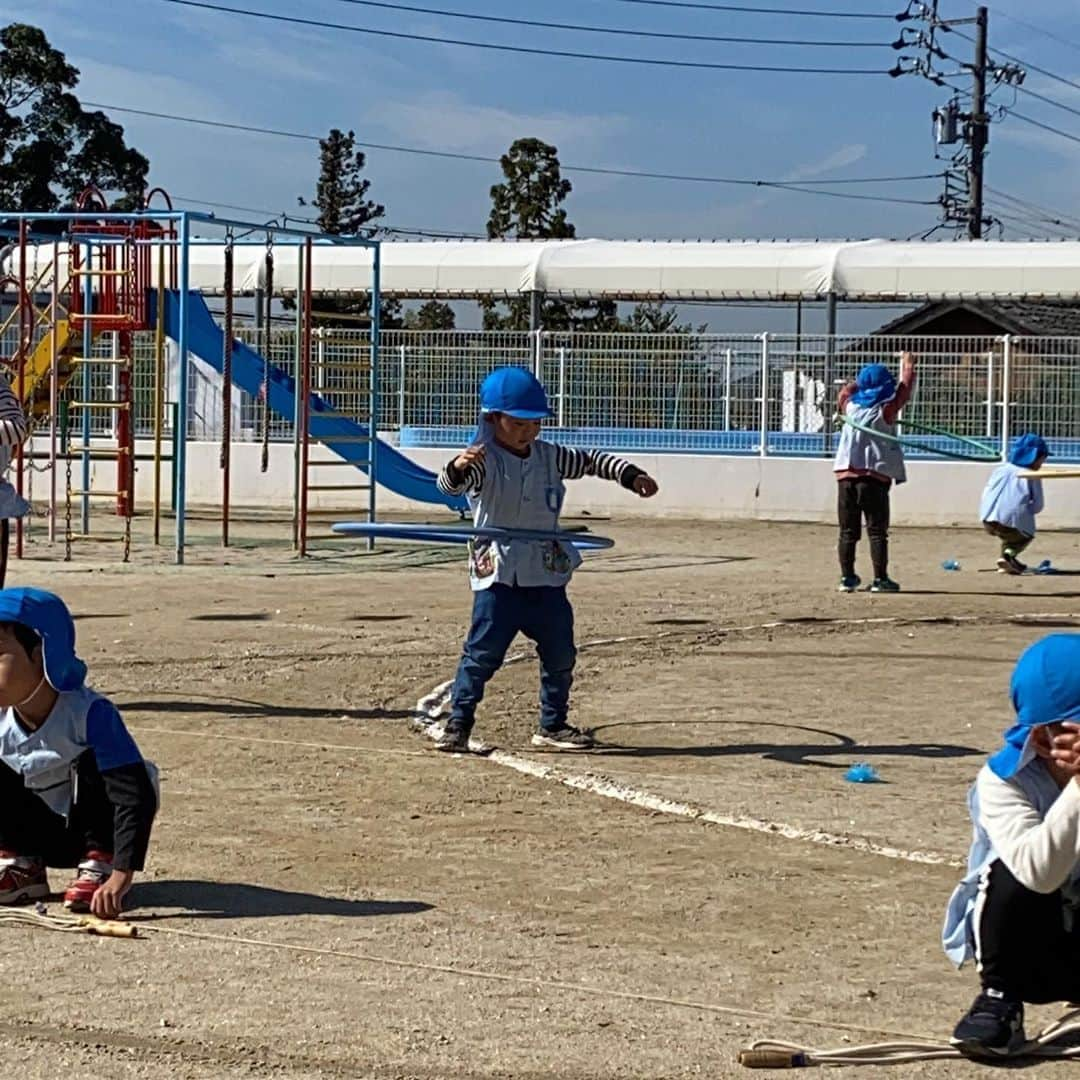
[0,588,157,917]
[434,366,658,752]
[942,633,1080,1057]
[832,352,916,593]
[980,433,1049,575]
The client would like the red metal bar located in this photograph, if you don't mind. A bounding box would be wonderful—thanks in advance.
[298,237,313,556]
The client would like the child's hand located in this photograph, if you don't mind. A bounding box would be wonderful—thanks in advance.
[452,444,486,472]
[90,869,135,920]
[900,350,917,371]
[633,474,659,498]
[1050,722,1080,774]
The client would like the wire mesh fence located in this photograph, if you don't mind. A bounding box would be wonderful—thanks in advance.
[10,325,1080,460]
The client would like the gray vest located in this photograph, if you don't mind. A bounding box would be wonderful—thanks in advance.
[833,402,906,484]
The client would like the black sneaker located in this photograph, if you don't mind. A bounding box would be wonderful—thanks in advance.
[997,552,1027,575]
[950,989,1026,1057]
[531,726,594,750]
[433,723,470,753]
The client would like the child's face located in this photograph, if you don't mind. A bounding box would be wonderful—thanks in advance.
[0,624,44,708]
[492,413,541,453]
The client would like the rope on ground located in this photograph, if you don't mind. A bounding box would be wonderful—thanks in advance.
[739,1008,1080,1067]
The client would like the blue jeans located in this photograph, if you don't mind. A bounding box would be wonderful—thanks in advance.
[450,584,576,733]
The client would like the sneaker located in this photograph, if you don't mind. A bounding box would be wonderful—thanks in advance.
[0,855,49,905]
[950,989,1026,1057]
[997,553,1026,575]
[433,723,471,753]
[837,575,861,593]
[531,726,594,750]
[870,577,901,593]
[62,851,114,912]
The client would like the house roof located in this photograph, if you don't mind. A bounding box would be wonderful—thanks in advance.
[873,299,1080,337]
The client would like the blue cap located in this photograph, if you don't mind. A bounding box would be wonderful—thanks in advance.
[988,634,1080,779]
[0,588,86,692]
[1008,433,1050,468]
[849,364,897,408]
[479,367,553,419]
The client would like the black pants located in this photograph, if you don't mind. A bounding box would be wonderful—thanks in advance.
[976,858,1080,1004]
[837,477,891,579]
[984,522,1033,559]
[0,753,115,867]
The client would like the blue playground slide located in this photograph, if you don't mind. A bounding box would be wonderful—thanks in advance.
[154,290,466,512]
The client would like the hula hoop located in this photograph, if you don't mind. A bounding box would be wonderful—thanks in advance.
[834,414,1000,463]
[895,416,1000,458]
[331,522,616,551]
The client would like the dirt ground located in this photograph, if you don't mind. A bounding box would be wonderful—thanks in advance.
[5,511,1080,1078]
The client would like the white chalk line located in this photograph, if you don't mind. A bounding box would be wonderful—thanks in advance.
[409,611,1080,870]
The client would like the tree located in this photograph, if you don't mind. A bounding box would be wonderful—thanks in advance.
[481,138,618,332]
[404,300,456,330]
[298,128,400,328]
[0,24,148,214]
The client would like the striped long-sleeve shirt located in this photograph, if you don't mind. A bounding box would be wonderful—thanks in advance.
[437,445,643,497]
[0,375,27,449]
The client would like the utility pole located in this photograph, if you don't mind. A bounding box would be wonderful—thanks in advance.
[892,2,1023,239]
[967,6,989,239]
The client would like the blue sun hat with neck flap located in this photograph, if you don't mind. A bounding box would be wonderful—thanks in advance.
[474,366,554,446]
[988,634,1080,780]
[849,363,897,408]
[1008,433,1050,468]
[0,587,86,692]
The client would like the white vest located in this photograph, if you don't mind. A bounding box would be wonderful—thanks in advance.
[942,761,1079,966]
[833,402,907,485]
[0,687,154,818]
[467,440,582,591]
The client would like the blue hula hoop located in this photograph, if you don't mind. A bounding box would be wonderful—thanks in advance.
[331,521,616,551]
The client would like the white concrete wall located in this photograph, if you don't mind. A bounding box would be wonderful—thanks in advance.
[26,437,1078,529]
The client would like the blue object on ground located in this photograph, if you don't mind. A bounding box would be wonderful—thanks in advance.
[844,762,882,784]
[1036,559,1054,575]
[942,559,961,571]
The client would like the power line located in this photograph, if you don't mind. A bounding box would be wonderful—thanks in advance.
[984,185,1080,233]
[87,101,942,202]
[321,0,891,46]
[1013,84,1080,125]
[1007,110,1080,148]
[988,6,1080,58]
[157,0,888,74]
[602,0,894,18]
[946,25,1080,97]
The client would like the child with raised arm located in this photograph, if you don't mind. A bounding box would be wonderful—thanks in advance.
[942,634,1080,1057]
[980,433,1049,575]
[435,367,658,753]
[833,352,916,593]
[0,588,157,918]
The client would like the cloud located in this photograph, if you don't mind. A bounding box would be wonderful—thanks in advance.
[370,91,630,155]
[782,144,868,183]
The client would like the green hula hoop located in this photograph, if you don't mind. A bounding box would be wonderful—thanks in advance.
[893,416,1000,458]
[834,414,1000,463]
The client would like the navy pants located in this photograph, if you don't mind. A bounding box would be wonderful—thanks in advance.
[450,584,576,733]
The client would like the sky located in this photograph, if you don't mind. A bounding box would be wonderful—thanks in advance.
[9,0,1080,330]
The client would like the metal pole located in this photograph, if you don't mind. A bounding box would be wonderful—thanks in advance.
[221,242,234,547]
[824,292,838,455]
[557,346,566,427]
[298,237,313,557]
[15,219,26,560]
[153,242,164,545]
[174,214,191,565]
[48,240,59,544]
[397,343,406,430]
[1000,333,1011,461]
[81,243,93,536]
[759,332,770,457]
[985,348,994,439]
[368,243,381,552]
[291,245,305,551]
[723,347,732,430]
[968,7,989,240]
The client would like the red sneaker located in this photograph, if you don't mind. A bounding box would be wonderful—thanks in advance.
[62,851,114,912]
[0,855,49,904]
